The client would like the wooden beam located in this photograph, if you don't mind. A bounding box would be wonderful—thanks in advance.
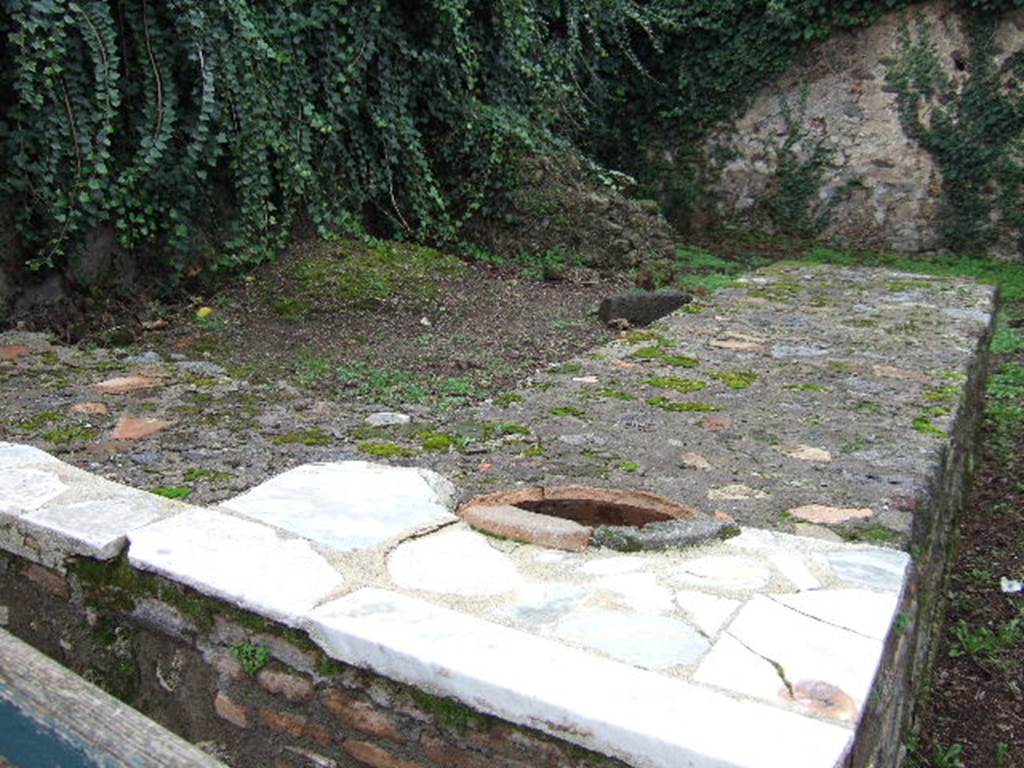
[0,629,226,767]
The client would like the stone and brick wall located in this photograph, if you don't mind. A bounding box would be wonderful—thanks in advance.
[0,553,623,768]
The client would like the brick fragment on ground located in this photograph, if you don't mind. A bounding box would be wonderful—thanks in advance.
[92,375,164,394]
[112,415,175,440]
[70,402,109,416]
[789,504,874,524]
[0,344,34,361]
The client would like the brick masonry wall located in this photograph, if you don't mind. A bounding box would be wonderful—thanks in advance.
[0,555,627,768]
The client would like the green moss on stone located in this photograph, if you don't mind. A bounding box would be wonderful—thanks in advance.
[646,397,720,413]
[913,417,946,437]
[151,485,193,500]
[784,383,829,392]
[844,526,903,544]
[418,431,468,453]
[644,376,707,394]
[550,406,587,418]
[273,428,332,446]
[411,689,491,733]
[19,410,63,431]
[631,346,700,368]
[42,424,98,444]
[358,441,417,458]
[483,422,531,439]
[581,387,637,402]
[713,370,759,389]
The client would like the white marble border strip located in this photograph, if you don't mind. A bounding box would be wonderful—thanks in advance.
[306,588,853,768]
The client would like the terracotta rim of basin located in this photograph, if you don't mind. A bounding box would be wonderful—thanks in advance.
[458,485,703,529]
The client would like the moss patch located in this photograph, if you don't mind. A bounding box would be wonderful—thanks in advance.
[42,424,98,445]
[646,397,720,413]
[292,239,464,310]
[713,370,759,389]
[913,417,946,437]
[358,441,417,458]
[631,346,700,368]
[644,376,707,394]
[151,486,193,500]
[418,431,468,453]
[272,428,332,446]
[550,406,587,418]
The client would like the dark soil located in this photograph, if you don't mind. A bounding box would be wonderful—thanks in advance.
[0,237,631,505]
[913,341,1024,768]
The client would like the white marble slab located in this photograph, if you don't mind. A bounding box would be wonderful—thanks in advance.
[0,442,62,469]
[772,589,899,640]
[552,608,709,670]
[826,548,910,593]
[222,461,457,552]
[128,508,344,626]
[723,596,884,711]
[0,468,67,513]
[387,529,522,596]
[675,590,741,636]
[306,589,853,768]
[19,495,176,563]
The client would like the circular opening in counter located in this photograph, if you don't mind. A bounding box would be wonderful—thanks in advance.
[457,486,735,552]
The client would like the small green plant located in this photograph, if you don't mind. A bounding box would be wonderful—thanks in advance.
[928,743,965,768]
[231,643,272,676]
[949,609,1024,666]
[521,445,546,458]
[619,462,640,473]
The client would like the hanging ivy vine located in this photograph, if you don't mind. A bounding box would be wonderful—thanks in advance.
[0,0,1018,280]
[888,11,1024,254]
[0,0,656,278]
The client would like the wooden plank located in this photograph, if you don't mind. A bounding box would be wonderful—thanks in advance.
[0,629,226,768]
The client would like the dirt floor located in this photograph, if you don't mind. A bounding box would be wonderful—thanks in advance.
[0,238,632,504]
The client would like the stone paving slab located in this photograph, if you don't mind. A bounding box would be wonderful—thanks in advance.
[220,461,456,552]
[127,508,345,627]
[0,441,183,570]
